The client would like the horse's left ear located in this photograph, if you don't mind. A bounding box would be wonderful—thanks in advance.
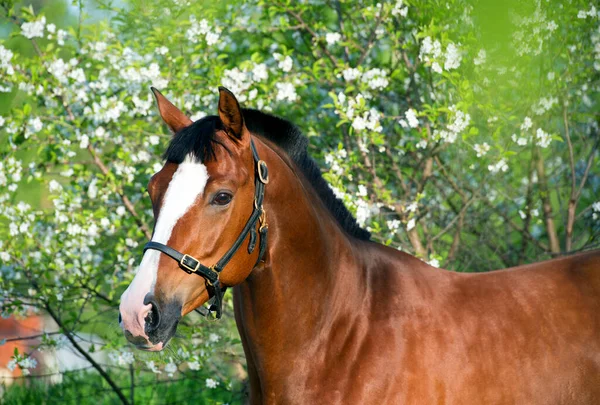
[218,86,248,145]
[151,87,192,134]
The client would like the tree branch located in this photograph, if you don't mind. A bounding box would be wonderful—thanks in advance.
[535,150,560,253]
[87,144,152,239]
[45,303,130,405]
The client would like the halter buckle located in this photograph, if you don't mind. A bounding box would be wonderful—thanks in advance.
[205,265,219,286]
[180,254,200,273]
[257,160,269,184]
[259,208,267,231]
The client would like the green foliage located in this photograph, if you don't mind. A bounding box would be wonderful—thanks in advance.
[2,368,242,404]
[0,0,598,403]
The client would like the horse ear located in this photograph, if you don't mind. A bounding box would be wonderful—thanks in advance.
[151,87,192,134]
[218,86,248,144]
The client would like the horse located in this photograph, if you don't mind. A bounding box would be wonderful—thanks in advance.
[118,86,600,404]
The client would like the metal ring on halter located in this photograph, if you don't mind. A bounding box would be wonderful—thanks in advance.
[257,160,269,184]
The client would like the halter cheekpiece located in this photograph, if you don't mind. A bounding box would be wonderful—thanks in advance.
[143,140,269,319]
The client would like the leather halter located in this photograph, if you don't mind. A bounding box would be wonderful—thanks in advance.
[143,140,269,319]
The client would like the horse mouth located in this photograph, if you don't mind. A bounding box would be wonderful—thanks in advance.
[134,341,165,352]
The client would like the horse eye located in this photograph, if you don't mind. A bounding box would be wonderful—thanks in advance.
[212,192,232,206]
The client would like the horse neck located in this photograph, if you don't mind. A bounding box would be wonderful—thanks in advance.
[233,138,367,369]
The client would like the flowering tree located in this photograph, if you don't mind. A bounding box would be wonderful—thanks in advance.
[0,0,598,402]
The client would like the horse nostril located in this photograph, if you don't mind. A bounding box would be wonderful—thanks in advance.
[118,312,122,324]
[144,301,161,333]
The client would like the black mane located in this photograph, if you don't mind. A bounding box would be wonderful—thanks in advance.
[164,109,371,241]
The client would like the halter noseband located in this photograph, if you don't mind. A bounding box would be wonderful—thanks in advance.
[143,140,269,319]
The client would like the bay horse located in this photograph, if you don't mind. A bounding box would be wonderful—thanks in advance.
[119,87,600,404]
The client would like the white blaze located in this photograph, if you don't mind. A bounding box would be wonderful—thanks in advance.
[119,155,208,334]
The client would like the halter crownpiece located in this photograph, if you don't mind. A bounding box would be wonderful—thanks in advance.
[143,139,269,319]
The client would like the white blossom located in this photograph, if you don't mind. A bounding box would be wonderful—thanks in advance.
[109,350,135,366]
[273,53,293,72]
[56,29,67,46]
[88,178,98,199]
[520,116,533,131]
[68,68,86,83]
[547,21,558,31]
[420,37,442,61]
[342,68,361,81]
[252,63,269,82]
[146,360,161,374]
[205,32,220,45]
[406,218,416,231]
[21,17,46,39]
[7,359,17,372]
[47,58,70,83]
[191,111,207,121]
[186,16,221,45]
[49,180,62,193]
[444,43,462,70]
[29,117,43,133]
[535,128,552,148]
[391,0,408,17]
[474,49,486,65]
[325,32,342,45]
[0,45,14,75]
[221,67,252,101]
[387,219,401,231]
[355,199,371,227]
[205,378,219,388]
[155,46,169,55]
[152,162,163,173]
[275,82,298,102]
[511,134,528,146]
[351,108,382,133]
[165,359,177,377]
[446,106,470,137]
[79,134,90,149]
[577,5,597,19]
[532,96,558,115]
[473,143,490,157]
[361,68,389,90]
[429,258,440,268]
[405,109,419,128]
[488,158,509,173]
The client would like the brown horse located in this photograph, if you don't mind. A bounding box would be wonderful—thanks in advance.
[119,87,600,404]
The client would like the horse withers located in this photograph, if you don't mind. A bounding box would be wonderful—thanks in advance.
[119,87,600,404]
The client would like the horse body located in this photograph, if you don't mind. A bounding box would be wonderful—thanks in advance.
[234,137,600,404]
[237,241,600,403]
[119,88,600,404]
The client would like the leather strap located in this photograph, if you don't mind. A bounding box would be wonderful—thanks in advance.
[142,139,269,319]
[143,241,220,284]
